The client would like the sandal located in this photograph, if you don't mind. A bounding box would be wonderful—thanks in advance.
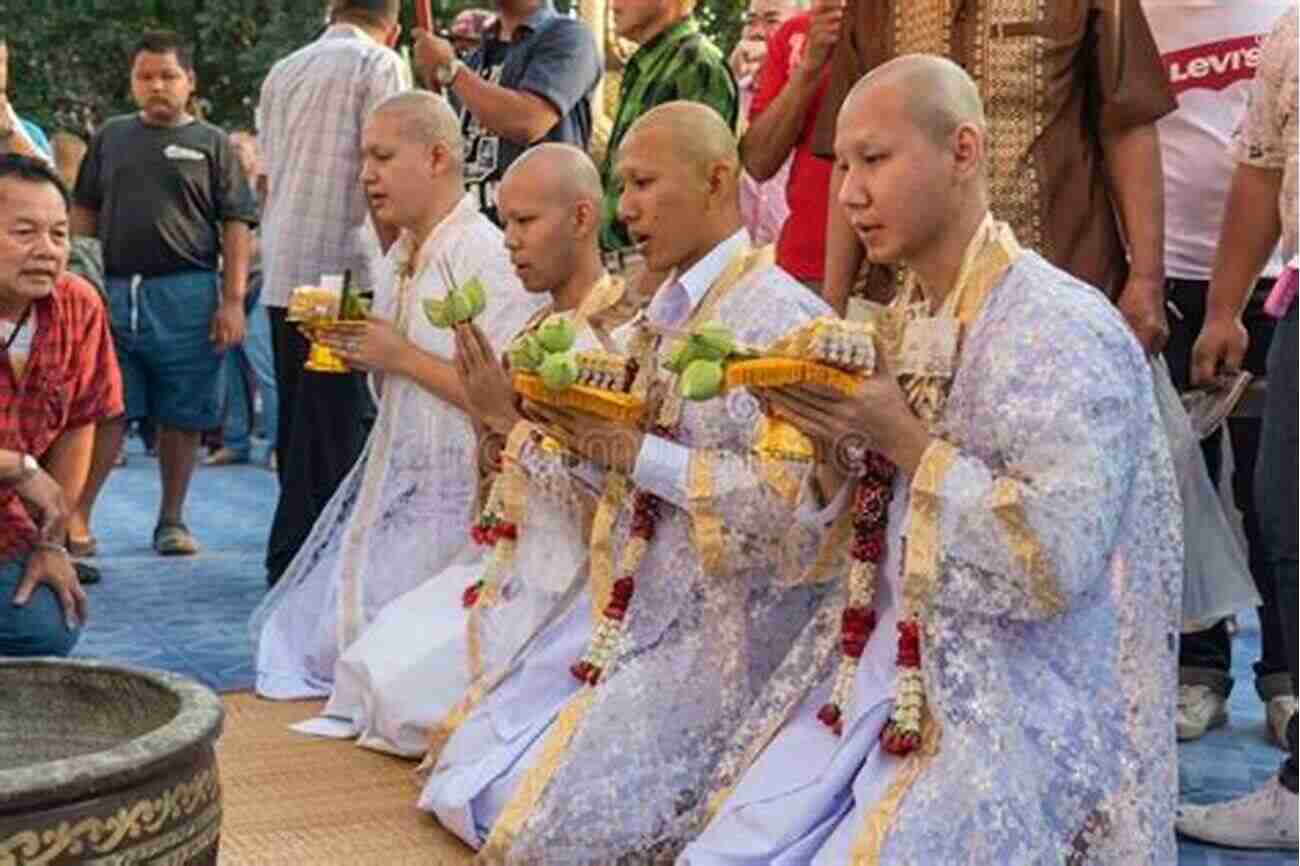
[153,522,200,556]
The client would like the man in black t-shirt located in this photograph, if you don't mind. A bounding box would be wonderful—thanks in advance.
[68,30,257,559]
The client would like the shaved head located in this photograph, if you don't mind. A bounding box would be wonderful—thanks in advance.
[834,53,990,290]
[848,54,986,150]
[498,144,604,297]
[619,101,739,179]
[362,91,465,239]
[504,143,603,208]
[614,101,744,274]
[370,91,462,165]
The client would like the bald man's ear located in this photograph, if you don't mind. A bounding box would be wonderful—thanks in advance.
[705,160,736,205]
[572,199,598,239]
[431,141,455,178]
[951,123,984,184]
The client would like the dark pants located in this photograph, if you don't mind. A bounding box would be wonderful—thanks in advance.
[1256,305,1298,791]
[1164,278,1291,700]
[264,307,375,585]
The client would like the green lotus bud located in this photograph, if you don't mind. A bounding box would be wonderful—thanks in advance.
[460,276,487,317]
[664,340,693,375]
[423,298,451,329]
[687,321,735,362]
[537,314,576,353]
[446,289,473,324]
[539,351,578,391]
[679,358,724,401]
[507,333,545,371]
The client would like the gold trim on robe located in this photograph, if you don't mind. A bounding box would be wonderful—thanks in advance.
[420,275,625,768]
[989,476,1067,617]
[686,451,727,576]
[847,717,943,865]
[476,689,598,865]
[901,439,960,614]
[420,678,490,775]
[588,473,630,620]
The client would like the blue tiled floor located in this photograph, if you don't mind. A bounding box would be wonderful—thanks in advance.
[71,439,272,692]
[71,441,1294,863]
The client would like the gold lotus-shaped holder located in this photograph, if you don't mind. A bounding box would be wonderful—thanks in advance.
[512,373,647,426]
[724,318,878,462]
[512,347,649,427]
[287,286,350,373]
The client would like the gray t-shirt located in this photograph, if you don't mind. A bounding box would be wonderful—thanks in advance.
[74,115,258,277]
[453,6,602,223]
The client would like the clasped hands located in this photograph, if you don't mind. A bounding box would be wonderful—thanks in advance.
[760,352,932,481]
[449,319,932,479]
[452,322,647,475]
[350,314,930,480]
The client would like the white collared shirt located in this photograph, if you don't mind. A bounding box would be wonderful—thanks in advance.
[632,229,750,507]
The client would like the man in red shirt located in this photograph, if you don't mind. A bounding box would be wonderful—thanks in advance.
[740,0,842,292]
[0,154,122,655]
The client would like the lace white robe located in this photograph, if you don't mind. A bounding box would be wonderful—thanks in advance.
[306,309,618,756]
[682,253,1183,866]
[422,252,834,864]
[250,194,543,700]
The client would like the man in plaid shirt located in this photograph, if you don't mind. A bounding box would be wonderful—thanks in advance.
[0,155,122,655]
[256,0,407,585]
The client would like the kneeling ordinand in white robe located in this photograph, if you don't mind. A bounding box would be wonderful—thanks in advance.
[681,220,1183,865]
[250,194,543,700]
[310,277,635,756]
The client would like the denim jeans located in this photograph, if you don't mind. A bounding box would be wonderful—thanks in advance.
[1164,277,1290,700]
[222,300,278,457]
[1256,306,1298,792]
[0,555,80,657]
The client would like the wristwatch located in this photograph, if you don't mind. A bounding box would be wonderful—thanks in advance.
[436,58,466,88]
[4,453,38,485]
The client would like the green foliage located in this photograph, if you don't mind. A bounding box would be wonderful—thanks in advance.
[1,0,328,133]
[1,0,746,136]
[695,0,746,59]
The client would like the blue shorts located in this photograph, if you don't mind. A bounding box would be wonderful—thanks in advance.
[106,270,226,431]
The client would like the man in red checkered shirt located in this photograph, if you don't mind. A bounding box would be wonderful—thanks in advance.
[0,154,122,655]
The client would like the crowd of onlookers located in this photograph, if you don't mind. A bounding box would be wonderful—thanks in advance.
[0,0,1296,853]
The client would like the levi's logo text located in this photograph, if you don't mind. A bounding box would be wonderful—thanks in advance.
[1162,35,1265,95]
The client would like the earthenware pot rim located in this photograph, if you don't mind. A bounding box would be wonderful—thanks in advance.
[0,658,224,812]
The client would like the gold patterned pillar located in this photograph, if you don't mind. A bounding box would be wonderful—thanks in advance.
[581,0,637,165]
[579,0,610,161]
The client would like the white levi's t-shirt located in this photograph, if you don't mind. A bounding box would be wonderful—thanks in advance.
[1142,0,1288,281]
